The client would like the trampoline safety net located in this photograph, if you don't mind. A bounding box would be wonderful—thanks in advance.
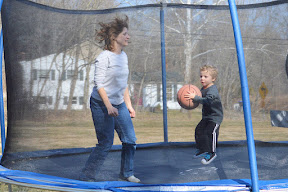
[0,0,288,190]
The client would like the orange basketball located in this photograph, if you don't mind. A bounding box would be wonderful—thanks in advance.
[177,84,202,110]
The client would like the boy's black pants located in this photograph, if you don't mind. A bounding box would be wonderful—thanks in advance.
[195,119,220,153]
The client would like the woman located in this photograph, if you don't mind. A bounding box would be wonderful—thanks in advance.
[80,16,140,183]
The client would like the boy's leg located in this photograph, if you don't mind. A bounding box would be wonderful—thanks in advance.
[206,122,220,153]
[201,122,220,165]
[195,119,209,151]
[194,120,208,157]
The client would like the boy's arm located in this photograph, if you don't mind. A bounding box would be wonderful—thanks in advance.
[185,87,219,105]
[193,94,216,105]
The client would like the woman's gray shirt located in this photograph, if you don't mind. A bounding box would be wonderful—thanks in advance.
[91,50,129,105]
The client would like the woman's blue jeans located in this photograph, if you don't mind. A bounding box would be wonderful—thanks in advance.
[82,97,137,179]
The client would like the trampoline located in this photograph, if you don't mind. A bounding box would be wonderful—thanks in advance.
[0,0,288,191]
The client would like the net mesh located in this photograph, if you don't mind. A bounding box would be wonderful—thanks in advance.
[1,0,288,184]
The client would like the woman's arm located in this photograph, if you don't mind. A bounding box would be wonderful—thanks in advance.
[94,52,118,117]
[98,87,119,117]
[124,87,135,118]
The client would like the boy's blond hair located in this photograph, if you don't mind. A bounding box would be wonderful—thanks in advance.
[200,65,218,80]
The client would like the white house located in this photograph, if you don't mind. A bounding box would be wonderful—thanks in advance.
[20,51,184,111]
[20,51,95,110]
[131,71,184,110]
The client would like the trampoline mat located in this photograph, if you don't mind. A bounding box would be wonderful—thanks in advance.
[1,142,288,184]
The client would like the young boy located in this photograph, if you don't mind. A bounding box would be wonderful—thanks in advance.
[184,65,223,165]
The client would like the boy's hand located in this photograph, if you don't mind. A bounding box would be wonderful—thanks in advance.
[184,91,196,100]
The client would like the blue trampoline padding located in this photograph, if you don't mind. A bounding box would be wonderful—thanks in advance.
[0,165,247,191]
[0,166,142,190]
[258,179,288,190]
[1,165,288,191]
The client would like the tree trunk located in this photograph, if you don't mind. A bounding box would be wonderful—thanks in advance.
[67,45,80,111]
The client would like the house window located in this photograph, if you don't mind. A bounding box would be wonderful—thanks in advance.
[34,96,52,105]
[62,70,84,81]
[32,70,37,80]
[64,97,68,105]
[174,84,177,102]
[67,70,75,80]
[51,70,55,80]
[62,71,67,80]
[39,97,46,104]
[166,85,173,101]
[79,70,84,81]
[64,97,78,105]
[79,97,84,105]
[39,70,50,79]
[48,96,53,105]
[32,69,55,80]
[157,84,161,102]
[72,97,77,104]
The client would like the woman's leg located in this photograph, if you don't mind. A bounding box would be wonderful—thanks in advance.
[80,97,115,180]
[114,102,137,178]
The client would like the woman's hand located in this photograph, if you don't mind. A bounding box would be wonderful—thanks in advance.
[107,105,119,117]
[98,87,119,117]
[128,106,136,118]
[124,87,136,118]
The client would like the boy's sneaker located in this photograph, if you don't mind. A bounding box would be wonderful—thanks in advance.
[194,149,207,158]
[119,175,141,183]
[201,152,217,165]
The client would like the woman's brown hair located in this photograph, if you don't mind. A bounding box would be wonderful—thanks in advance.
[96,15,129,51]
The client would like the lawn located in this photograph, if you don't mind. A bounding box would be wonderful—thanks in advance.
[4,109,288,152]
[1,109,288,191]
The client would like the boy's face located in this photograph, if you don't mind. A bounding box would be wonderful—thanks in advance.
[200,70,215,89]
